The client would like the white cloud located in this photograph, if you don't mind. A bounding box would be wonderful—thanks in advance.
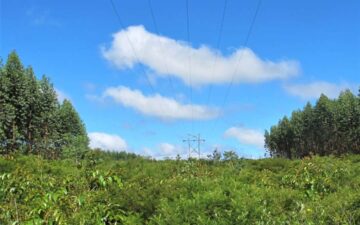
[143,143,187,159]
[224,127,264,149]
[102,25,299,86]
[159,143,177,155]
[55,88,70,103]
[88,132,127,152]
[284,81,353,100]
[103,86,220,120]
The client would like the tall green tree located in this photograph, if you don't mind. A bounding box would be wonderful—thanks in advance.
[36,75,60,158]
[335,90,360,154]
[23,66,41,154]
[57,100,87,138]
[313,94,334,155]
[0,59,5,151]
[0,51,89,158]
[289,110,306,157]
[265,88,360,158]
[0,51,28,153]
[57,99,89,159]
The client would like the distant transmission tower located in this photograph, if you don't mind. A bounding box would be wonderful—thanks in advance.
[183,135,193,159]
[183,134,205,159]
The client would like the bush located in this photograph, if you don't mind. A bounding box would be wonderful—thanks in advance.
[0,155,359,224]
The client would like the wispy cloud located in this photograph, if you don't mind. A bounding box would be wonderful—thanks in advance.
[102,25,300,86]
[88,132,127,152]
[284,81,354,100]
[26,7,61,27]
[159,143,180,156]
[142,142,187,159]
[224,127,264,149]
[103,86,220,121]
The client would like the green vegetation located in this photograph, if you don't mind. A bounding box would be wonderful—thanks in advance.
[1,154,359,224]
[0,51,88,159]
[265,90,360,158]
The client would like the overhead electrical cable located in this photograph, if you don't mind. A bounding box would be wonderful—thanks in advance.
[147,0,190,140]
[186,0,194,133]
[221,0,262,109]
[213,0,263,130]
[206,0,229,105]
[147,0,176,92]
[109,0,156,92]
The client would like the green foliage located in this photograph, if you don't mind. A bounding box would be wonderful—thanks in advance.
[223,150,239,161]
[208,148,222,162]
[0,155,359,224]
[0,51,27,153]
[57,99,89,160]
[0,51,88,159]
[265,90,360,158]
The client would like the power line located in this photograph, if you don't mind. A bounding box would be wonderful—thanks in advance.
[147,0,189,140]
[147,0,159,34]
[214,0,263,129]
[147,0,193,139]
[109,0,156,92]
[221,0,262,109]
[147,0,176,92]
[206,0,228,105]
[186,0,194,133]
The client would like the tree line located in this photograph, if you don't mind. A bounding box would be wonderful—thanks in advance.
[265,89,360,158]
[0,51,88,159]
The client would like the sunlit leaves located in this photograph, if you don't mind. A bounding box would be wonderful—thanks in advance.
[0,155,359,224]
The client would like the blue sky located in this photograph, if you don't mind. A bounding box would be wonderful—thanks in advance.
[1,0,359,158]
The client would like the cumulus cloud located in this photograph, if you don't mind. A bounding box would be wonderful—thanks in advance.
[159,143,177,155]
[284,81,353,100]
[88,132,127,151]
[102,25,299,86]
[224,127,264,149]
[103,86,220,120]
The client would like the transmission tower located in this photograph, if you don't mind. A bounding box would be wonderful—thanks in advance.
[183,134,205,159]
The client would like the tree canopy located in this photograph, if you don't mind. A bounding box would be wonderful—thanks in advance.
[0,51,88,159]
[265,90,360,158]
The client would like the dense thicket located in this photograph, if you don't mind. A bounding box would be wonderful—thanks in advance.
[1,154,359,224]
[265,90,360,158]
[0,51,88,158]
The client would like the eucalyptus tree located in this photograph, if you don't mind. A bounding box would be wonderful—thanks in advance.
[0,52,28,153]
[37,75,61,157]
[23,66,41,154]
[265,88,360,158]
[57,99,89,159]
[0,51,90,158]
